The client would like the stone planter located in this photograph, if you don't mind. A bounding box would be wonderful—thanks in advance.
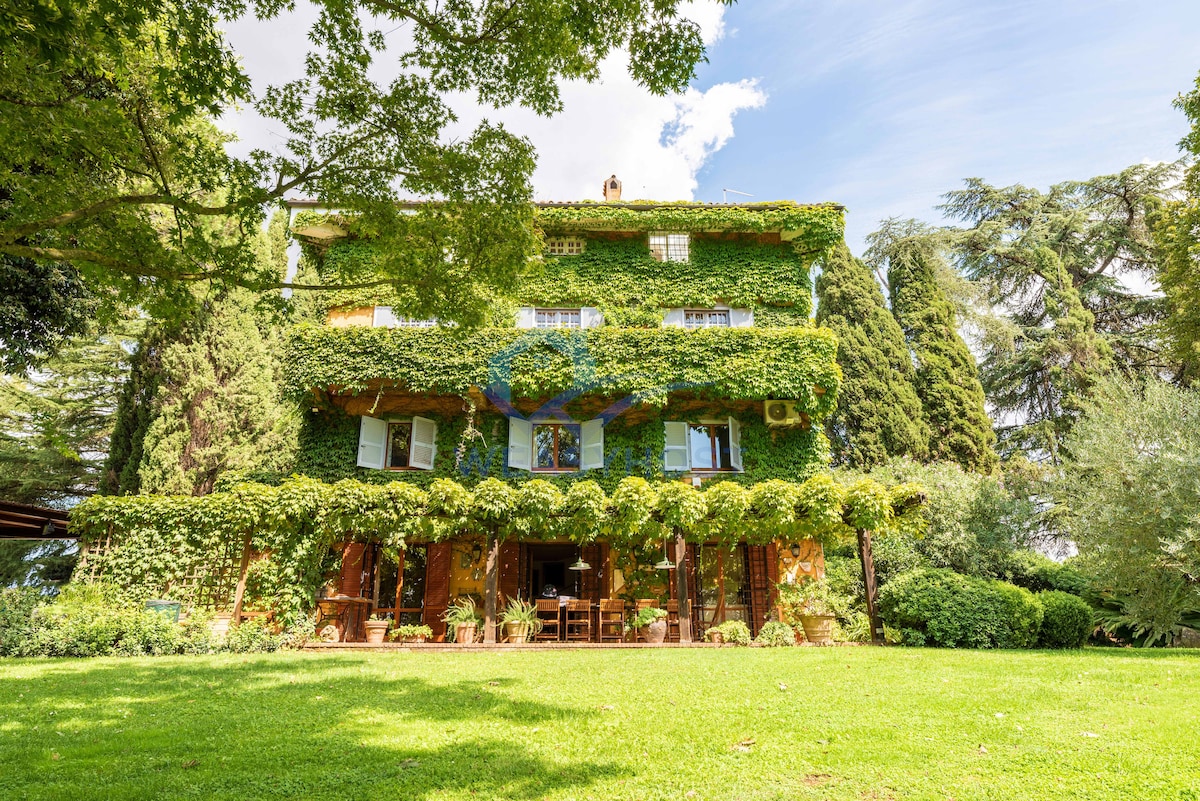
[504,621,532,644]
[364,620,390,644]
[455,622,478,645]
[799,614,835,645]
[643,619,667,644]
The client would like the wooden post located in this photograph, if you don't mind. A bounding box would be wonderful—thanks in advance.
[484,533,500,644]
[856,528,885,645]
[394,548,406,616]
[230,531,253,623]
[674,531,692,643]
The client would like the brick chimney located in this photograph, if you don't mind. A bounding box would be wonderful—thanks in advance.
[603,174,622,202]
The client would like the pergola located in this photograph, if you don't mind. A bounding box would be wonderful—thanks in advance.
[0,500,74,540]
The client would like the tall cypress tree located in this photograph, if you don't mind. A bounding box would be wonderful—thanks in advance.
[815,243,929,467]
[104,289,299,496]
[868,223,998,474]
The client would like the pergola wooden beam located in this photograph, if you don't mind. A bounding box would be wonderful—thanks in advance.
[0,501,74,540]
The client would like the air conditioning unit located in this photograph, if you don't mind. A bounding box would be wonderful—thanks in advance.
[764,400,803,427]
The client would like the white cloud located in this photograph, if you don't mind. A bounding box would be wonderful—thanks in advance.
[467,62,766,202]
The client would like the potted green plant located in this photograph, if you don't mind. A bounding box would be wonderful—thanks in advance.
[499,598,542,644]
[628,606,668,644]
[443,598,482,645]
[364,614,390,644]
[706,619,752,646]
[392,623,433,644]
[780,578,837,645]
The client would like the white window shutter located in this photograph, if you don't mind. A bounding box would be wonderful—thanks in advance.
[515,307,536,328]
[357,416,388,469]
[581,307,604,329]
[373,306,398,328]
[663,421,690,471]
[581,418,604,470]
[507,417,533,471]
[410,416,438,470]
[663,309,685,328]
[728,416,743,472]
[729,309,754,328]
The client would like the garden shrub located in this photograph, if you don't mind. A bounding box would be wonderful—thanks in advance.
[708,620,751,646]
[754,621,796,647]
[878,568,1043,649]
[1037,590,1093,648]
[0,582,218,658]
[0,587,44,657]
[221,618,284,654]
[1005,550,1089,595]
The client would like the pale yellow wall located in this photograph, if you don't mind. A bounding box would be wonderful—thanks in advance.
[776,538,825,586]
[447,541,486,603]
[328,307,374,328]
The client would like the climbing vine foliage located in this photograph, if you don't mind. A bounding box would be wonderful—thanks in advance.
[72,475,924,617]
[284,326,841,409]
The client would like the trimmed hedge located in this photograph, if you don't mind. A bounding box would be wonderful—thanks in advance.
[1037,590,1093,648]
[878,568,1043,649]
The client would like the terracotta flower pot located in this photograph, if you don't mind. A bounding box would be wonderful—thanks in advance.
[709,630,725,645]
[799,614,835,645]
[364,620,389,644]
[505,621,531,644]
[456,623,478,645]
[644,619,667,644]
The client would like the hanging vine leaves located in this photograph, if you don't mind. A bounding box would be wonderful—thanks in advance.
[71,473,924,617]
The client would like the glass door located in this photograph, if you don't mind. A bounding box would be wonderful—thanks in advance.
[373,545,427,625]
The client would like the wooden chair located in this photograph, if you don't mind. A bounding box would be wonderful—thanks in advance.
[535,599,561,642]
[598,599,625,643]
[565,599,592,642]
[666,599,680,643]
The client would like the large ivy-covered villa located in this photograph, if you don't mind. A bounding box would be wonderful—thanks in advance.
[72,176,922,645]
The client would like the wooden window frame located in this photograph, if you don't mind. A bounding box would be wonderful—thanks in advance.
[386,421,414,470]
[689,423,734,472]
[532,423,582,472]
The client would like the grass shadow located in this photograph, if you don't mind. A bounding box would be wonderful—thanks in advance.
[0,654,620,800]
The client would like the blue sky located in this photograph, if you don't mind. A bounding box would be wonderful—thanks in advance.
[684,0,1200,252]
[224,1,1200,255]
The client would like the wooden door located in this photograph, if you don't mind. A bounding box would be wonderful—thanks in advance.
[423,542,452,641]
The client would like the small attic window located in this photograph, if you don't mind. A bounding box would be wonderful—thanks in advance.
[545,237,585,256]
[649,233,689,262]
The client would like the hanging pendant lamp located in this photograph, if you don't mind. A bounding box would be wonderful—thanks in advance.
[654,538,675,570]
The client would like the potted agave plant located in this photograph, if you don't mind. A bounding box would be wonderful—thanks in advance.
[443,598,482,645]
[629,606,668,644]
[364,614,390,644]
[499,598,542,644]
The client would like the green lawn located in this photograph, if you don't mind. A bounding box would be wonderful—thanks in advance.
[0,648,1197,801]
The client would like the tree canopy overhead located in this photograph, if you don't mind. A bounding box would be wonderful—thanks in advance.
[1153,70,1200,385]
[0,0,731,357]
